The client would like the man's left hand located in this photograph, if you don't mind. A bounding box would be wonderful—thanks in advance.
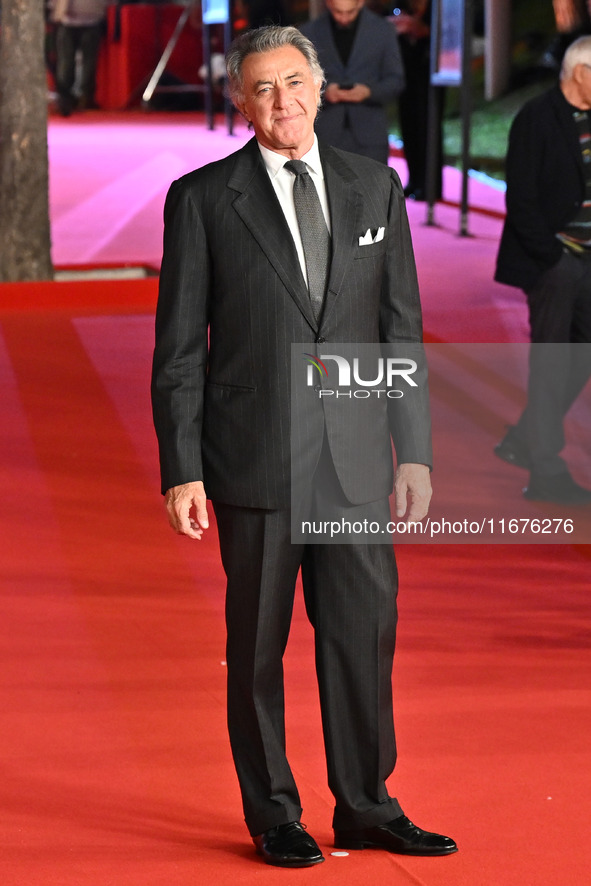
[394,463,432,523]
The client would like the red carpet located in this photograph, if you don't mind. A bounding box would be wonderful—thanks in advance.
[1,114,590,885]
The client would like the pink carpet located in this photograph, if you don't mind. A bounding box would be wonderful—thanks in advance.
[48,111,521,342]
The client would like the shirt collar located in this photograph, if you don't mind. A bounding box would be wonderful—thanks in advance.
[258,136,324,181]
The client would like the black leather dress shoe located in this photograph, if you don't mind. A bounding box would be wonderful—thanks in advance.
[253,821,324,867]
[494,426,530,469]
[523,471,591,504]
[334,815,458,856]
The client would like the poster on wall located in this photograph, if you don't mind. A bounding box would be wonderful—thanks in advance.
[431,0,465,86]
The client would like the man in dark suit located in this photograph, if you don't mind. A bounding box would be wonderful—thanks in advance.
[301,0,404,163]
[495,35,591,504]
[393,0,444,200]
[152,25,456,867]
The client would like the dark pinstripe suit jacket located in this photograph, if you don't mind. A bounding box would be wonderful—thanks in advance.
[151,137,431,508]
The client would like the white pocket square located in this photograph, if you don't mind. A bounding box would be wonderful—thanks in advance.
[358,226,385,245]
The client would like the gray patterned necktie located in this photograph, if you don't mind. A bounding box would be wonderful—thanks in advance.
[284,159,331,321]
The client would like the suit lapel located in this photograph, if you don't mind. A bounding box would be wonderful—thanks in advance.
[317,15,346,78]
[227,140,364,331]
[228,138,318,329]
[320,144,363,325]
[347,9,371,73]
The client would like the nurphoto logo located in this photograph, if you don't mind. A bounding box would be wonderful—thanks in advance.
[303,352,418,399]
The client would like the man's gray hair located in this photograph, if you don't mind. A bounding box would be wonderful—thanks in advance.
[561,35,591,80]
[225,25,325,106]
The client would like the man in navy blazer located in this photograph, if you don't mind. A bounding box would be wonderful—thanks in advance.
[152,25,456,868]
[301,0,404,163]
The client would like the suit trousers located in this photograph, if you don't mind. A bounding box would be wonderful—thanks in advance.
[398,41,444,197]
[213,473,402,836]
[513,250,591,475]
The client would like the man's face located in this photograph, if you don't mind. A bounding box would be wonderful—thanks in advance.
[326,0,365,28]
[236,46,321,159]
[573,62,591,109]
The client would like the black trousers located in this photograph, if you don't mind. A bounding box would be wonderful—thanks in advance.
[398,41,444,197]
[212,492,402,837]
[514,250,591,475]
[55,23,103,107]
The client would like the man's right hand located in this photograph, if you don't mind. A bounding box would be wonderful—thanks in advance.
[323,82,341,103]
[165,481,209,540]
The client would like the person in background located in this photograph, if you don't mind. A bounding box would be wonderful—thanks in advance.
[392,0,443,200]
[241,0,290,29]
[51,0,109,116]
[542,0,591,69]
[301,0,405,164]
[494,35,591,504]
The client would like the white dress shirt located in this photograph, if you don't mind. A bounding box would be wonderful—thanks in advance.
[258,137,332,284]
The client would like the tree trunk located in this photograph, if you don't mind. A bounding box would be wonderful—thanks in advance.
[0,0,53,281]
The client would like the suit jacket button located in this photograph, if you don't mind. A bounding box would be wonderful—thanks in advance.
[316,336,326,343]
